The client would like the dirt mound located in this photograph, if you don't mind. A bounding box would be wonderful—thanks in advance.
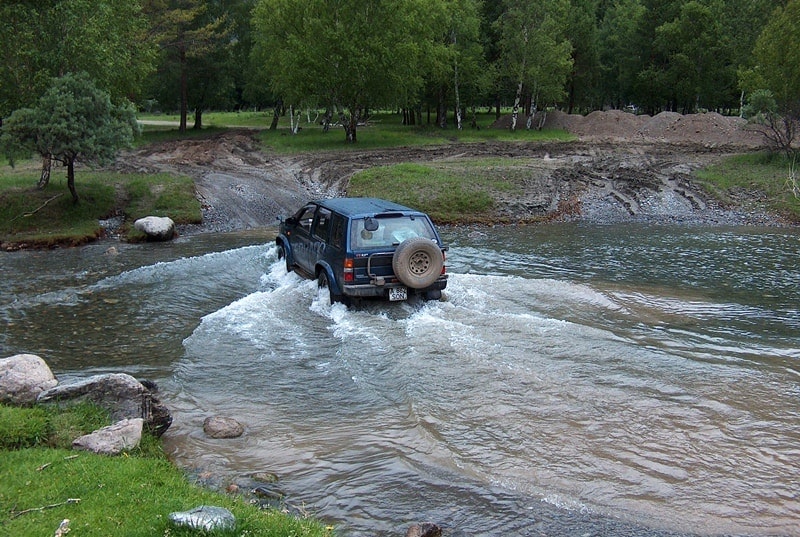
[491,110,768,148]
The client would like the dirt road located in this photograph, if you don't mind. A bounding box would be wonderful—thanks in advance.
[114,120,779,232]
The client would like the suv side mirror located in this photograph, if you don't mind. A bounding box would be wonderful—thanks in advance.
[285,216,298,226]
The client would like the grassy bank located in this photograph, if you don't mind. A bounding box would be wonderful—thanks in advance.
[695,152,800,221]
[0,162,201,248]
[348,159,527,224]
[0,403,332,537]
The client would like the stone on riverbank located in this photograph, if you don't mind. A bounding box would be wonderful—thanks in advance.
[37,373,172,436]
[169,506,236,532]
[72,418,144,455]
[134,216,176,241]
[0,354,58,405]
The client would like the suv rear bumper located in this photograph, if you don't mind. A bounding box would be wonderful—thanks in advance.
[343,275,448,298]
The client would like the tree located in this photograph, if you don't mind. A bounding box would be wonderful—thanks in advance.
[653,0,737,113]
[598,0,646,109]
[251,0,438,143]
[0,0,155,120]
[495,0,574,130]
[564,0,602,114]
[744,0,800,155]
[144,0,231,132]
[0,73,139,203]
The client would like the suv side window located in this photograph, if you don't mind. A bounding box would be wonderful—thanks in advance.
[313,207,332,242]
[298,205,316,233]
[330,214,345,249]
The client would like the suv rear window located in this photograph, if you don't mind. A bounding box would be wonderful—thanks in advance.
[350,216,436,250]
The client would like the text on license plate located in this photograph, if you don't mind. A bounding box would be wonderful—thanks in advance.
[389,287,408,301]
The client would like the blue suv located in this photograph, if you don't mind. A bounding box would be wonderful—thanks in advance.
[277,198,448,304]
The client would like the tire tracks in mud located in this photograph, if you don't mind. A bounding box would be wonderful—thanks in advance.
[112,130,772,232]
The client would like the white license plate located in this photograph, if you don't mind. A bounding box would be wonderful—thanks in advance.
[389,286,408,301]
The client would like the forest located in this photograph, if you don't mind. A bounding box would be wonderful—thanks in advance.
[1,0,798,144]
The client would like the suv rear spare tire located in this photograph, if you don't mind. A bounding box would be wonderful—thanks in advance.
[392,237,444,289]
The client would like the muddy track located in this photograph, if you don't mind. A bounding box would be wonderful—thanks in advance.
[112,129,777,232]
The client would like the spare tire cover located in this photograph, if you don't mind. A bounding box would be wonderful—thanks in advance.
[392,237,444,289]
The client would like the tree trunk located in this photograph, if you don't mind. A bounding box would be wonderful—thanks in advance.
[511,79,523,132]
[193,107,203,130]
[66,158,79,204]
[270,100,281,130]
[436,86,447,129]
[179,46,188,133]
[37,154,52,189]
[452,30,462,131]
[339,108,357,143]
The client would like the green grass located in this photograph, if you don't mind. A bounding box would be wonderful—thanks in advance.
[137,110,575,153]
[0,403,333,537]
[0,167,201,247]
[348,160,532,223]
[695,152,800,221]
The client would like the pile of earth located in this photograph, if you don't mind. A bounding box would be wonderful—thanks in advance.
[490,110,767,148]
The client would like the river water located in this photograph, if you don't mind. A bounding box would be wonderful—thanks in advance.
[1,224,799,536]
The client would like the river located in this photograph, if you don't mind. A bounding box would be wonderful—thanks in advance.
[1,224,798,536]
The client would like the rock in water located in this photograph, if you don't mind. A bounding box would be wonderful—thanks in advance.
[168,506,235,531]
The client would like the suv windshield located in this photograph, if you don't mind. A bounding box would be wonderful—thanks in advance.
[351,216,436,250]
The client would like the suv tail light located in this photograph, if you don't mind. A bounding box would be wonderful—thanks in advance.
[344,258,354,282]
[441,251,447,275]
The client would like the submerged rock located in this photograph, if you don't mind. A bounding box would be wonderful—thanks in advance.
[203,416,245,438]
[168,506,235,532]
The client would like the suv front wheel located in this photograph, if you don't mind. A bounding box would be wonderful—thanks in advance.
[392,238,444,289]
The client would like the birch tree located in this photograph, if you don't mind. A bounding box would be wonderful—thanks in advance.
[495,0,573,131]
[251,0,438,143]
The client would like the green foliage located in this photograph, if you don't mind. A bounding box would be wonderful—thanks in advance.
[252,0,442,142]
[0,0,155,118]
[751,0,800,106]
[495,0,574,112]
[1,73,140,203]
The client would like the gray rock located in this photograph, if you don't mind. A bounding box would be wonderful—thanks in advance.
[203,416,245,438]
[0,354,58,405]
[72,418,143,455]
[168,506,236,532]
[37,373,172,436]
[133,216,175,241]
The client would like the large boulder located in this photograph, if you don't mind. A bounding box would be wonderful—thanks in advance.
[134,216,176,241]
[72,418,143,455]
[0,354,58,405]
[38,373,172,436]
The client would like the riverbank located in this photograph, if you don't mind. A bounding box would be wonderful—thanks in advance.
[3,114,798,249]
